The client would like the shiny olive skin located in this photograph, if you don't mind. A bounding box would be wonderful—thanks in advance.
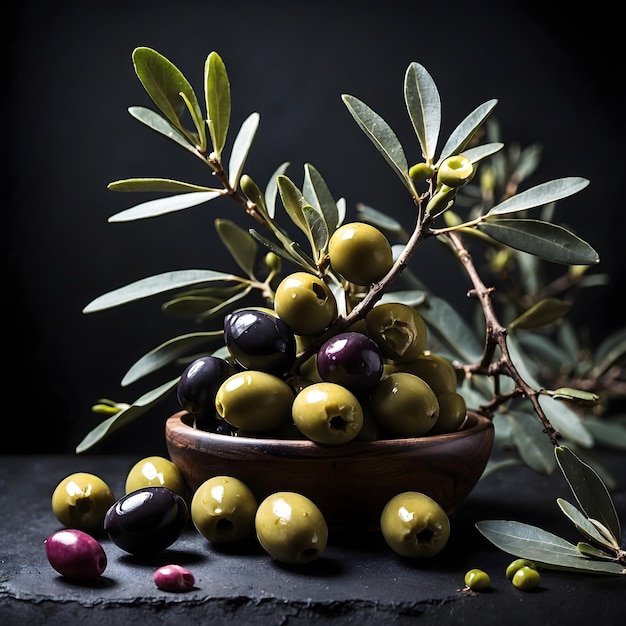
[380,491,450,558]
[153,564,195,591]
[51,472,116,532]
[429,391,467,434]
[45,529,107,579]
[506,558,536,580]
[328,222,393,285]
[437,154,473,188]
[255,491,328,564]
[215,370,295,432]
[292,382,364,444]
[464,568,490,591]
[512,565,541,590]
[370,372,439,437]
[274,272,337,335]
[125,456,189,500]
[401,352,458,396]
[104,487,188,555]
[191,475,258,544]
[365,302,428,362]
[223,308,296,375]
[316,331,383,391]
[177,355,237,422]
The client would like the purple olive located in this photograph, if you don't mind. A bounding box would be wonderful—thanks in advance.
[44,529,107,579]
[316,331,383,390]
[104,487,188,555]
[153,564,195,591]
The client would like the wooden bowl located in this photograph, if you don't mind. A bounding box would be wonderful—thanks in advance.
[165,410,494,532]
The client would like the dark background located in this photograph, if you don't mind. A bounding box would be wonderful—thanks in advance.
[4,0,624,455]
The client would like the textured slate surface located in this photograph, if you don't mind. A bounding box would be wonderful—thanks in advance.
[1,452,624,624]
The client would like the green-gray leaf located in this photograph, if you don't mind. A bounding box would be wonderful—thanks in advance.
[228,112,260,188]
[577,542,617,560]
[404,62,441,162]
[437,99,498,164]
[277,175,308,234]
[509,297,572,330]
[487,177,590,216]
[128,107,198,154]
[108,178,219,193]
[342,94,412,193]
[303,204,329,259]
[83,270,240,313]
[462,143,504,164]
[303,164,339,236]
[555,446,621,543]
[121,332,223,386]
[477,218,600,265]
[75,378,179,453]
[551,387,600,406]
[204,51,231,158]
[557,498,616,548]
[215,218,258,277]
[506,409,556,475]
[108,191,223,222]
[582,418,626,451]
[265,162,290,219]
[475,520,625,575]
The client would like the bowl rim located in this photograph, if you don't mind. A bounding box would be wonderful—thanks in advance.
[166,410,493,454]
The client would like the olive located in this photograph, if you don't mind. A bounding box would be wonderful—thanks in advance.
[215,370,295,432]
[153,564,195,591]
[223,308,296,375]
[274,272,337,335]
[44,529,107,579]
[464,568,490,591]
[401,352,458,396]
[176,355,237,424]
[429,391,467,434]
[255,491,328,564]
[292,381,364,444]
[437,154,473,188]
[191,475,258,544]
[409,162,435,182]
[51,472,116,532]
[328,222,393,285]
[370,372,439,437]
[365,302,427,362]
[512,565,541,590]
[316,331,383,391]
[104,486,188,555]
[380,491,450,558]
[505,558,536,580]
[425,184,457,215]
[125,456,189,501]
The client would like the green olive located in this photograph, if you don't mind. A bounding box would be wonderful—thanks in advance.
[255,491,328,564]
[409,162,435,182]
[51,472,116,532]
[425,184,456,214]
[191,475,258,544]
[380,491,450,558]
[365,302,427,362]
[215,370,295,432]
[437,154,473,188]
[429,391,467,434]
[400,352,458,396]
[370,372,439,437]
[512,565,541,590]
[274,272,337,335]
[505,558,536,580]
[464,568,491,591]
[292,382,364,444]
[125,456,188,500]
[328,222,393,286]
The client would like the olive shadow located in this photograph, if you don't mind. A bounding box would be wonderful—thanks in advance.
[118,548,208,567]
[55,574,118,589]
[270,555,344,577]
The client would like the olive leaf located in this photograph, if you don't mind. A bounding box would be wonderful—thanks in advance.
[505,409,556,475]
[557,497,616,549]
[303,164,339,236]
[403,61,441,163]
[108,178,220,193]
[462,142,504,164]
[75,378,179,454]
[228,112,260,188]
[215,218,259,278]
[204,51,231,158]
[161,284,250,318]
[437,99,498,165]
[550,387,600,406]
[127,106,198,154]
[121,331,223,387]
[509,297,572,330]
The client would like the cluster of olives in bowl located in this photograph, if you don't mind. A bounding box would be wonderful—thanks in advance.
[167,221,494,532]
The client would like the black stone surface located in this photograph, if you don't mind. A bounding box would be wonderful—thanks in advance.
[1,452,624,625]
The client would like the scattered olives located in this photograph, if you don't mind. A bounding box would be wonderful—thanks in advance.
[255,491,328,564]
[191,475,258,544]
[125,455,189,500]
[505,558,536,580]
[380,491,450,558]
[511,565,541,590]
[51,472,116,532]
[45,529,107,579]
[153,564,195,592]
[104,486,188,555]
[464,568,490,591]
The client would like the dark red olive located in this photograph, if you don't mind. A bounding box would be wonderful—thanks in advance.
[316,331,383,390]
[44,529,107,579]
[104,487,188,555]
[223,308,296,374]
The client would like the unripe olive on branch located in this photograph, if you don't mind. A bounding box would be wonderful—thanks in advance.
[409,162,435,182]
[425,184,456,215]
[437,154,473,188]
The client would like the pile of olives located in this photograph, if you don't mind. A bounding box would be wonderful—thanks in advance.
[177,221,467,445]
